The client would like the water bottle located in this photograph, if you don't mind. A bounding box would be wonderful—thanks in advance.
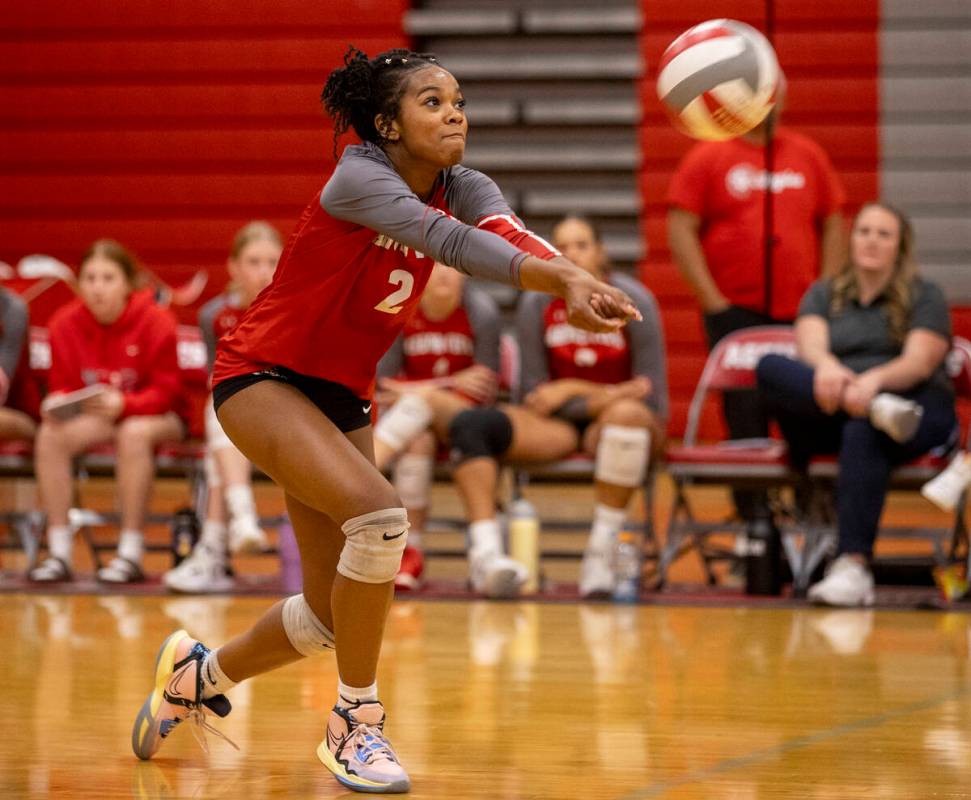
[508,497,540,593]
[744,513,782,596]
[171,507,200,567]
[612,530,642,603]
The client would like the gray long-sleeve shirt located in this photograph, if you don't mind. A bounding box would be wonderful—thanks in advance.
[0,289,29,405]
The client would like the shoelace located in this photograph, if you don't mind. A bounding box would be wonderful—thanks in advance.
[185,708,240,754]
[350,724,398,765]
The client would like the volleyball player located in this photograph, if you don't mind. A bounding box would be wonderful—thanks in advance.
[131,48,640,794]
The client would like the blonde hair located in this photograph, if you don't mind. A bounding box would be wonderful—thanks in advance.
[230,220,282,260]
[830,202,917,345]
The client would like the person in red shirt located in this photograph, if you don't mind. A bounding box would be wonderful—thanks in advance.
[0,287,40,440]
[667,99,845,524]
[372,261,502,590]
[448,216,668,599]
[28,240,185,584]
[130,47,640,794]
[163,221,283,594]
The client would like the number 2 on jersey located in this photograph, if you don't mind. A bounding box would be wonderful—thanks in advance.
[374,269,415,315]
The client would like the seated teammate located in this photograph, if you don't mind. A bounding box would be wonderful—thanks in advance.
[449,215,668,598]
[372,261,501,590]
[164,221,283,593]
[0,287,40,441]
[29,239,185,583]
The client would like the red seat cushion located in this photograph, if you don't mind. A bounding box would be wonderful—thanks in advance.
[666,441,789,466]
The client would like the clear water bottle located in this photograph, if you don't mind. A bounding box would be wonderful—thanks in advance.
[508,497,540,593]
[612,530,642,603]
[171,507,200,567]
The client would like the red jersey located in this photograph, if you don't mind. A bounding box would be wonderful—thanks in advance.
[214,143,557,398]
[542,298,631,384]
[399,306,475,380]
[47,289,184,419]
[667,127,845,320]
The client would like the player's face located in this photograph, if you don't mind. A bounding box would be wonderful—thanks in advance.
[79,255,132,324]
[552,218,607,277]
[229,238,281,307]
[422,261,464,306]
[851,206,901,276]
[390,67,468,168]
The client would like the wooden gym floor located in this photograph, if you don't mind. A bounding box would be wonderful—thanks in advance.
[1,476,970,797]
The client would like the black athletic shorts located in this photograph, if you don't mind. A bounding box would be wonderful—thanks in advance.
[212,366,372,433]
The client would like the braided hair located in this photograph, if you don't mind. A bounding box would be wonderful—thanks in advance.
[321,46,441,157]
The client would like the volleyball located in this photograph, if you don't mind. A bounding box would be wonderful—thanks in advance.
[656,19,780,141]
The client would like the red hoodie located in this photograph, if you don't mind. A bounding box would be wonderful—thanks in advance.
[47,289,184,420]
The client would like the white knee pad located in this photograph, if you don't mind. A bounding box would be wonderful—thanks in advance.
[392,454,433,510]
[374,393,432,453]
[205,396,235,453]
[338,507,409,584]
[595,424,650,488]
[281,594,335,657]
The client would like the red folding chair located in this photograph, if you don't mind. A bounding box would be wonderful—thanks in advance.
[660,326,799,586]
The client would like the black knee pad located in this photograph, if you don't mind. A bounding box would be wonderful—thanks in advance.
[448,408,513,465]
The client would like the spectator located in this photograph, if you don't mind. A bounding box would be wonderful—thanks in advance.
[0,287,40,440]
[756,202,957,606]
[164,221,283,593]
[28,240,186,583]
[373,262,501,591]
[449,216,667,598]
[667,94,845,523]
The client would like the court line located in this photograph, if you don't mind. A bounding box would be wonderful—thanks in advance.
[619,686,971,799]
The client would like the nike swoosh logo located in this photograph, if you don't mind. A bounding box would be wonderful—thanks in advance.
[168,663,192,699]
[362,404,372,414]
[382,531,405,541]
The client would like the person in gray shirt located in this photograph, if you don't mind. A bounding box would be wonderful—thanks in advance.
[757,202,957,606]
[448,216,668,599]
[0,287,38,441]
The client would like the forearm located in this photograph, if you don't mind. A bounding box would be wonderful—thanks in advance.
[517,256,578,297]
[668,216,725,310]
[865,356,937,394]
[819,213,845,278]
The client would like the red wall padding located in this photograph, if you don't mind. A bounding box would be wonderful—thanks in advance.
[0,2,408,321]
[638,0,880,439]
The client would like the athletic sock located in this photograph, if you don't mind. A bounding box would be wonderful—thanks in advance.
[47,524,74,563]
[337,679,379,708]
[200,649,238,699]
[589,504,626,553]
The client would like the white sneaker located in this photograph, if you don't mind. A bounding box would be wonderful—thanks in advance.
[922,452,971,512]
[807,555,875,607]
[579,550,615,599]
[869,393,923,443]
[228,516,268,555]
[470,552,527,599]
[163,544,234,594]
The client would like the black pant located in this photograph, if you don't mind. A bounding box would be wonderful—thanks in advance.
[757,354,957,557]
[703,305,790,520]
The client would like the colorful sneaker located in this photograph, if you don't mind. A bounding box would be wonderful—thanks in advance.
[394,546,424,592]
[317,700,410,793]
[869,393,923,443]
[131,629,234,760]
[163,544,235,594]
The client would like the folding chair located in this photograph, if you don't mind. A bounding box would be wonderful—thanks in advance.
[791,336,971,591]
[659,326,799,586]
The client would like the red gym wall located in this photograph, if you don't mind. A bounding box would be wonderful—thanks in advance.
[0,1,408,321]
[637,0,881,438]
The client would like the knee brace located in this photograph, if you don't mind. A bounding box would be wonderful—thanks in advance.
[374,393,432,452]
[205,396,235,453]
[281,594,335,656]
[393,454,433,510]
[595,424,650,488]
[448,408,513,465]
[337,507,409,584]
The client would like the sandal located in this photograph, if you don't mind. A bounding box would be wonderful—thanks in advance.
[28,556,74,583]
[97,557,146,584]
